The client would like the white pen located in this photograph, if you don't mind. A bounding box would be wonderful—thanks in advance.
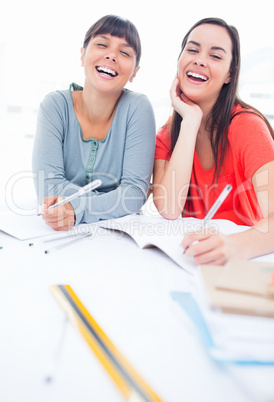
[44,231,94,254]
[38,179,102,216]
[183,184,232,254]
[203,184,232,224]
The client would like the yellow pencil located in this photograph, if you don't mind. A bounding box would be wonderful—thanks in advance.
[50,285,163,402]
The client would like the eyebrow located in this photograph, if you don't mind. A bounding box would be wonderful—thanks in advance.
[187,40,227,54]
[98,35,132,48]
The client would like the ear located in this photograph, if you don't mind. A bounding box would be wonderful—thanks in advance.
[80,47,85,67]
[224,71,231,84]
[129,66,140,83]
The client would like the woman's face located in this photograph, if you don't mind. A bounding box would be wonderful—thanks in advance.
[81,34,139,95]
[178,24,232,108]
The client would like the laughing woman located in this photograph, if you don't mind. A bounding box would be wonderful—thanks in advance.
[32,15,155,231]
[153,18,274,265]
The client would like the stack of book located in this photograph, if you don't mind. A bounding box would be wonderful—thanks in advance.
[172,259,274,364]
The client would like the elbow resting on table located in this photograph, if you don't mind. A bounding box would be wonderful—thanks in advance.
[153,199,182,220]
[159,211,181,220]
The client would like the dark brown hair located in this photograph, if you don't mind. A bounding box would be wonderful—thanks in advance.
[83,15,141,66]
[169,17,274,180]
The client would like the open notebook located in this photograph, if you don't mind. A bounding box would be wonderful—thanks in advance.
[0,210,248,273]
[98,214,249,274]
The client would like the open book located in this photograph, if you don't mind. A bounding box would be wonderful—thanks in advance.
[0,209,248,273]
[98,214,248,274]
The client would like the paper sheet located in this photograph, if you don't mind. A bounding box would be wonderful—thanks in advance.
[0,209,94,241]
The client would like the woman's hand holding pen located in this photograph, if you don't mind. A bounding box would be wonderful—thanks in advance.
[182,231,241,266]
[41,196,75,231]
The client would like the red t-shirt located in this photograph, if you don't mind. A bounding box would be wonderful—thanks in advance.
[155,105,274,226]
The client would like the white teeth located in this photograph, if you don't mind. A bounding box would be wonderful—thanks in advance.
[97,67,117,77]
[187,72,207,81]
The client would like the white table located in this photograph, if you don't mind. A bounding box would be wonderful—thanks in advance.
[0,217,274,402]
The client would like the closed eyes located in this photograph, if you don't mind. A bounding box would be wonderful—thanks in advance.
[186,48,223,60]
[96,43,131,57]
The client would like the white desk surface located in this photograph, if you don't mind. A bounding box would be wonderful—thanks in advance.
[0,216,274,402]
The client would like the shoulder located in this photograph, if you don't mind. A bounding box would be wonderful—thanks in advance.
[228,105,274,177]
[230,104,272,134]
[40,90,72,114]
[121,89,150,102]
[229,104,274,146]
[120,89,153,111]
[116,90,155,130]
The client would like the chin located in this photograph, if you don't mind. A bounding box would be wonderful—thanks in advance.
[183,91,201,104]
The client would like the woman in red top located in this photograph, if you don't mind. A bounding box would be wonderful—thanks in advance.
[153,17,274,265]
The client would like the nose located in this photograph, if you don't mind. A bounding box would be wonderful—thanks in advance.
[194,58,206,67]
[105,53,116,63]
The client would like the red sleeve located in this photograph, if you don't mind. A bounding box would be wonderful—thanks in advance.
[229,111,274,179]
[155,123,172,161]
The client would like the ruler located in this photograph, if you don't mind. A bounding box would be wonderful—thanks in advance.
[50,284,163,402]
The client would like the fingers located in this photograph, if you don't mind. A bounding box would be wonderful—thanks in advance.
[169,75,192,104]
[44,212,75,231]
[45,215,75,231]
[182,233,228,266]
[181,232,211,250]
[41,196,59,213]
[169,75,203,122]
[169,76,181,105]
[41,198,75,231]
[170,75,179,92]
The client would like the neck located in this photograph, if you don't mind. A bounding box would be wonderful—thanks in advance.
[81,84,124,124]
[196,99,216,136]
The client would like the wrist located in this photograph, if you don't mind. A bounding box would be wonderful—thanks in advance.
[180,117,201,137]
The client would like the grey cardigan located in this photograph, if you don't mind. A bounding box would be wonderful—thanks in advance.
[32,88,156,224]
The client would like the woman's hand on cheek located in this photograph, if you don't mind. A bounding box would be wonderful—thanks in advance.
[169,76,186,115]
[170,75,203,120]
[181,232,236,266]
[41,196,75,231]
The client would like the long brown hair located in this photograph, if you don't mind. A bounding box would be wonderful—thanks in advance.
[170,17,274,180]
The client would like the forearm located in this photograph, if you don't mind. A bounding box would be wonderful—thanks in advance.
[236,160,274,259]
[229,212,274,259]
[153,118,199,219]
[71,182,147,224]
[34,174,80,205]
[35,168,150,225]
[36,172,148,225]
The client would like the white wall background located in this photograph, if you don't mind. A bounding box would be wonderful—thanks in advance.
[0,0,274,128]
[0,0,273,209]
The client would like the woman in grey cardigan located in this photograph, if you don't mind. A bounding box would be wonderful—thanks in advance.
[32,15,156,231]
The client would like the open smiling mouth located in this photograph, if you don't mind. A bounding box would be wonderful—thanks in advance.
[187,72,208,82]
[96,66,118,77]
